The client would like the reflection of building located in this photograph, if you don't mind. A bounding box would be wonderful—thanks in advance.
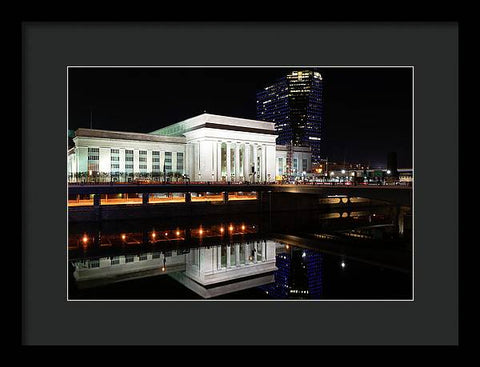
[261,247,323,299]
[71,240,278,298]
[67,113,312,183]
[72,250,187,289]
[257,70,323,165]
[184,240,277,286]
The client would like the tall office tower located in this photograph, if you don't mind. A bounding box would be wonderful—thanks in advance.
[260,248,323,299]
[256,70,323,165]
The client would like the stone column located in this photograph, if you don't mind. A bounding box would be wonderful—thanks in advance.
[262,240,266,261]
[226,143,231,182]
[234,144,240,182]
[245,243,250,264]
[253,242,258,263]
[235,244,240,266]
[243,144,250,180]
[226,245,231,267]
[217,246,222,270]
[217,141,222,181]
[261,145,266,183]
[253,145,258,183]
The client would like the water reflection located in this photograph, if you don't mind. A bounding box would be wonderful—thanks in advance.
[68,206,412,300]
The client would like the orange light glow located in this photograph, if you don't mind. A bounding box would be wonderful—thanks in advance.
[161,267,166,272]
[176,231,180,236]
[121,234,126,240]
[220,227,224,233]
[241,225,245,230]
[82,235,88,243]
[199,229,203,235]
[152,232,156,238]
[229,225,234,231]
[164,232,168,236]
[286,244,290,249]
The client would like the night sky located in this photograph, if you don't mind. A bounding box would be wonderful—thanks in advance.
[68,67,412,168]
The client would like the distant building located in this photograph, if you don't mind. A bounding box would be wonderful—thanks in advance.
[260,247,323,299]
[387,152,399,177]
[256,70,323,166]
[67,113,312,183]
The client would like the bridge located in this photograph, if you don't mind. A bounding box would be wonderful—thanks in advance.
[68,183,412,206]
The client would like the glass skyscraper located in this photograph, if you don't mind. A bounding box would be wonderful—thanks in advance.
[256,70,323,165]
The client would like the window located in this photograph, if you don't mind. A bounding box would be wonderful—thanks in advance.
[125,150,134,173]
[89,259,99,268]
[164,152,172,173]
[111,149,120,174]
[87,148,99,172]
[177,152,184,172]
[302,158,308,172]
[139,150,147,170]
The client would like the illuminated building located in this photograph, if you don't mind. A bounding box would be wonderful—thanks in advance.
[261,247,323,299]
[67,113,312,183]
[256,70,323,166]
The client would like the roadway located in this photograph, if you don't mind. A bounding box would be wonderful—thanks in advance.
[68,182,412,206]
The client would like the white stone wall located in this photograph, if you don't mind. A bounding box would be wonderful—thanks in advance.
[71,136,186,176]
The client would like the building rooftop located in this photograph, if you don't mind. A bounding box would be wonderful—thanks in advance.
[150,113,277,137]
[74,128,186,143]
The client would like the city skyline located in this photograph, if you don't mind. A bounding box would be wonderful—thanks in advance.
[68,67,413,168]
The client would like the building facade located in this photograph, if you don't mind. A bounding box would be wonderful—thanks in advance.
[256,70,323,165]
[68,113,312,183]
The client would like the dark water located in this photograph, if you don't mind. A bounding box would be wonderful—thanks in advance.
[68,206,412,300]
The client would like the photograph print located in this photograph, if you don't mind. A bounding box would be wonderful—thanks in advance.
[67,66,413,301]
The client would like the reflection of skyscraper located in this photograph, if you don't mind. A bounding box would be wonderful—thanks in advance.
[256,70,323,165]
[261,247,323,299]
